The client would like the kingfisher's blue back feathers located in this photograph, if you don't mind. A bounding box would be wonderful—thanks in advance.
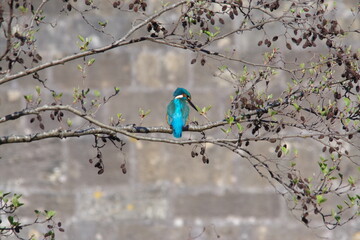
[167,88,191,138]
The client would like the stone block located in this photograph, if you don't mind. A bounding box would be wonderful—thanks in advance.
[135,142,238,187]
[66,220,118,240]
[168,220,332,240]
[173,191,281,219]
[135,142,170,184]
[159,50,189,88]
[18,192,75,220]
[233,157,272,190]
[0,139,66,191]
[205,225,250,240]
[68,221,185,240]
[114,223,186,240]
[75,187,169,221]
[251,223,332,240]
[85,51,132,89]
[134,50,163,88]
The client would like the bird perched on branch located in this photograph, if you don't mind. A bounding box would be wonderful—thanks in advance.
[167,88,197,138]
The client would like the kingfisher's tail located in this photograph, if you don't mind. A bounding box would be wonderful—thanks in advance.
[171,118,183,138]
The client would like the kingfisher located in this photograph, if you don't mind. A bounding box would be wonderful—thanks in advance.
[167,88,197,138]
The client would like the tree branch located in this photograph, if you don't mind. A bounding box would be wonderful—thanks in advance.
[1,90,357,145]
[0,0,188,85]
[0,89,304,135]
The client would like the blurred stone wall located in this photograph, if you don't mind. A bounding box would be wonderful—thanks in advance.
[0,1,359,240]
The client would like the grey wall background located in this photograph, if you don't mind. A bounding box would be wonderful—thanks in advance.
[0,1,359,239]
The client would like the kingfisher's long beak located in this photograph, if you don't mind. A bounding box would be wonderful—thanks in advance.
[187,98,198,112]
